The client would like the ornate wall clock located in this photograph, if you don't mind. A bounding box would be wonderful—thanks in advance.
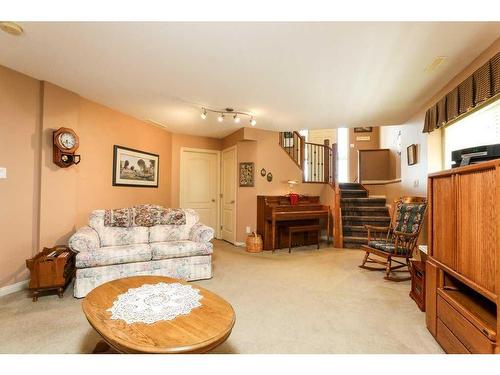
[53,127,81,168]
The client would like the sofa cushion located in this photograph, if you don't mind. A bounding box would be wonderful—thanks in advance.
[76,244,152,268]
[151,240,213,260]
[89,210,149,247]
[149,209,200,242]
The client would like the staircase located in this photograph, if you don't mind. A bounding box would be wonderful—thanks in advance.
[339,183,390,249]
[278,132,391,249]
[279,131,336,184]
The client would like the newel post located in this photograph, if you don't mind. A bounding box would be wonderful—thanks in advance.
[323,139,330,183]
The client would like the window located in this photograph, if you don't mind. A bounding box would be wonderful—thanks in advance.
[444,98,500,169]
[298,130,311,180]
[337,128,349,182]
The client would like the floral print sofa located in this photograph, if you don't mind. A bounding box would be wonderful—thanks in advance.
[69,207,214,298]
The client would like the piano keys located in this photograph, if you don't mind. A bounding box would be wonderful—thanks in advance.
[257,195,330,251]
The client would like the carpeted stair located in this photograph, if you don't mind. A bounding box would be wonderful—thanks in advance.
[339,183,391,249]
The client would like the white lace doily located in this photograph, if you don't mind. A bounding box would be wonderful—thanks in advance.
[107,282,203,324]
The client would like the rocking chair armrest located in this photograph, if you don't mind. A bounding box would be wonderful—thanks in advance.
[364,224,391,242]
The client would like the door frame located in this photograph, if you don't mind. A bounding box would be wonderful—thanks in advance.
[179,147,221,239]
[221,145,238,245]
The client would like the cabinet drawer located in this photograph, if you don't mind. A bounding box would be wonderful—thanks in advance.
[437,319,470,354]
[437,295,495,353]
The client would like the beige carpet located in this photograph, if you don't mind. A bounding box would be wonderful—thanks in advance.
[0,240,443,354]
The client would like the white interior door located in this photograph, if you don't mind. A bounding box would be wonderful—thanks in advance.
[221,147,237,244]
[180,149,219,236]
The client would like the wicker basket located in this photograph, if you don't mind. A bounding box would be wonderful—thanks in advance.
[246,232,263,253]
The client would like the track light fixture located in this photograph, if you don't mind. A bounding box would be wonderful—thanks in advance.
[200,107,256,126]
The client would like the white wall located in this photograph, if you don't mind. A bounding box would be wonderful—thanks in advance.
[379,112,430,203]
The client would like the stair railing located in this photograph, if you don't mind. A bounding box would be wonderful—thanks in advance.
[278,132,337,185]
[278,131,304,169]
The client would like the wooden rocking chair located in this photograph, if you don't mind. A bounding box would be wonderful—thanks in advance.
[359,197,427,281]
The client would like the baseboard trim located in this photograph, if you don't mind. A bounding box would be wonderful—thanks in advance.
[361,179,402,185]
[0,280,28,297]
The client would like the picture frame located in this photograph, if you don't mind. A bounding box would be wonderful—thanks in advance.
[356,136,371,142]
[353,127,373,133]
[239,162,255,187]
[112,145,159,187]
[407,144,417,166]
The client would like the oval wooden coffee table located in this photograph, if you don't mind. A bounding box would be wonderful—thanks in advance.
[82,276,235,354]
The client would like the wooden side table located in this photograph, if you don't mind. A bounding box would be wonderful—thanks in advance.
[409,260,426,312]
[26,246,75,301]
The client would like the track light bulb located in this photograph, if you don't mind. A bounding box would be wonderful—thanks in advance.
[250,117,257,126]
[201,109,207,120]
[217,113,224,122]
[234,114,240,123]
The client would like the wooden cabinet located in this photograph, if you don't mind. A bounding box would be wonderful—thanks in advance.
[410,260,426,312]
[426,160,500,354]
[430,176,456,269]
[456,170,497,293]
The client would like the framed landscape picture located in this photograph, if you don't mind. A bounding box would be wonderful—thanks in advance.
[113,145,159,187]
[354,127,373,133]
[239,162,255,187]
[407,144,417,166]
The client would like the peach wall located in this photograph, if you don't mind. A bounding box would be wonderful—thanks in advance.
[38,83,174,247]
[0,66,42,287]
[1,69,228,289]
[38,83,81,246]
[232,129,328,242]
[221,128,245,149]
[170,133,222,207]
[359,149,391,181]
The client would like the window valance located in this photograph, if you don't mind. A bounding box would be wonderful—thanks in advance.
[423,52,500,133]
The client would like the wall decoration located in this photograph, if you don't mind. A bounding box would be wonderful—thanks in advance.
[395,130,402,155]
[355,136,371,142]
[407,144,417,166]
[354,127,373,133]
[260,168,267,177]
[266,172,273,182]
[113,145,159,187]
[53,127,81,168]
[239,162,255,187]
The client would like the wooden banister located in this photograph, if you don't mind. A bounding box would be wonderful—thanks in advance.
[279,132,338,186]
[333,183,343,248]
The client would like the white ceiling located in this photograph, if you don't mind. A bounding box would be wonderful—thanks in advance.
[1,22,499,138]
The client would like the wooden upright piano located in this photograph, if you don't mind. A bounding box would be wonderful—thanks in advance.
[257,195,330,251]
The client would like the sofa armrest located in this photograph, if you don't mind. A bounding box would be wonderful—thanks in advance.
[69,226,100,253]
[189,223,215,243]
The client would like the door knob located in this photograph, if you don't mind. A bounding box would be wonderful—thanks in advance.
[211,199,216,202]
[230,200,235,204]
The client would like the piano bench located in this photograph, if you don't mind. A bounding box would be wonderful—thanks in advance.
[287,224,322,253]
